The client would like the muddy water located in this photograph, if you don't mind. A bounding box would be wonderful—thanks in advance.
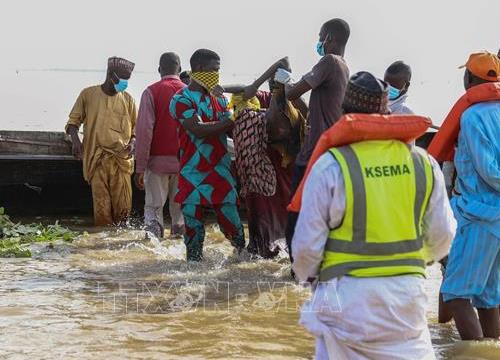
[1,226,499,359]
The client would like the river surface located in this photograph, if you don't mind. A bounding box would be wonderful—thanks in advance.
[1,220,499,359]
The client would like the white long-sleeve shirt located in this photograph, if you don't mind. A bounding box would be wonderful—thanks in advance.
[292,150,457,283]
[389,94,414,115]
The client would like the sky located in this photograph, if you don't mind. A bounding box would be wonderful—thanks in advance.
[0,0,499,130]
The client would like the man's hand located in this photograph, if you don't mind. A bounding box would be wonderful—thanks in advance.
[134,172,145,190]
[71,138,83,160]
[125,137,136,156]
[243,84,258,100]
[276,56,291,72]
[225,119,235,131]
[211,85,225,97]
[66,124,83,160]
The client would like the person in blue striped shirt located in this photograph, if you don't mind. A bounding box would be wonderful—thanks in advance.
[441,52,500,340]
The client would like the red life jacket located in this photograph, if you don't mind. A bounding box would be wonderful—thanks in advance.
[428,82,500,162]
[148,77,186,156]
[287,113,431,212]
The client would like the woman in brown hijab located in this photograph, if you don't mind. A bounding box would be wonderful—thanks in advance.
[223,58,307,258]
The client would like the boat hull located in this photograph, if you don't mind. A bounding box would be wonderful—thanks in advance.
[0,156,145,216]
[0,130,436,216]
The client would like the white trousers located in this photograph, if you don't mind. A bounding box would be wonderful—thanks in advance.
[144,169,184,232]
[300,276,436,360]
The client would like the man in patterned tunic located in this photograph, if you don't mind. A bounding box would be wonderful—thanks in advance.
[169,49,245,261]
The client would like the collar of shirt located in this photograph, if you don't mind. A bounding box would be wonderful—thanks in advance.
[389,94,409,107]
[162,75,180,80]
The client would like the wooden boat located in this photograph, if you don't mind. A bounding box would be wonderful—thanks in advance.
[415,130,437,149]
[0,130,437,217]
[0,131,144,216]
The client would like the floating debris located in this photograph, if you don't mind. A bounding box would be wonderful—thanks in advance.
[0,207,78,257]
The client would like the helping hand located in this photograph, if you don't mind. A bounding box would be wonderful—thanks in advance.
[134,173,145,190]
[276,56,291,72]
[71,138,83,160]
[125,137,136,156]
[243,84,258,100]
[210,85,225,97]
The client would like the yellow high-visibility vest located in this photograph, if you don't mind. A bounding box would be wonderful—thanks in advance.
[320,140,434,281]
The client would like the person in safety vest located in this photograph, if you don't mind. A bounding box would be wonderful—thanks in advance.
[439,52,500,340]
[292,71,456,360]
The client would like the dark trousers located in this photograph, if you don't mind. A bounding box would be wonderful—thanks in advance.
[285,164,307,263]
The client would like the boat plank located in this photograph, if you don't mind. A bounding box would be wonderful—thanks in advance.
[0,130,72,156]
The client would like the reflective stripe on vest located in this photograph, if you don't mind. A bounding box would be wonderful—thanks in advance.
[319,141,434,281]
[320,258,427,282]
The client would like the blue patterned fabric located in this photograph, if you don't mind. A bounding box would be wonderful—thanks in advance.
[181,203,245,261]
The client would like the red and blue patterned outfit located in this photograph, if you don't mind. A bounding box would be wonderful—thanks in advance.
[170,88,245,260]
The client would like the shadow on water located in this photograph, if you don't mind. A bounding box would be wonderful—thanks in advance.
[1,224,499,359]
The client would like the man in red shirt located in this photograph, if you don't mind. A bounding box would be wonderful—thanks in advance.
[135,52,186,238]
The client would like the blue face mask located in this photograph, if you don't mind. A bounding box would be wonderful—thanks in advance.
[316,40,326,57]
[388,85,401,100]
[316,34,331,57]
[114,78,128,93]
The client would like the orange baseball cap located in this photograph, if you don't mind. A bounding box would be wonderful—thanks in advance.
[460,51,500,82]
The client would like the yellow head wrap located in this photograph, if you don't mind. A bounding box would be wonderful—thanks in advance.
[228,93,261,120]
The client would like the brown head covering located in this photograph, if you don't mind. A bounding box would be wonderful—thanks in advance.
[342,71,390,114]
[107,56,135,75]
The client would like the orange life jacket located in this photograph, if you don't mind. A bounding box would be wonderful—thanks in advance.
[428,82,500,162]
[287,113,431,212]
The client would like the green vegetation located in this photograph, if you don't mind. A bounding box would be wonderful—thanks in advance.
[0,207,78,258]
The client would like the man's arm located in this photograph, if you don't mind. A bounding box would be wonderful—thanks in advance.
[291,97,309,119]
[66,124,82,160]
[292,154,345,282]
[65,91,86,160]
[125,95,138,156]
[220,85,246,94]
[170,92,234,139]
[134,89,155,186]
[243,57,290,100]
[216,58,289,99]
[182,116,234,139]
[462,113,500,191]
[285,80,313,101]
[421,155,457,262]
[129,95,138,136]
[286,54,335,101]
